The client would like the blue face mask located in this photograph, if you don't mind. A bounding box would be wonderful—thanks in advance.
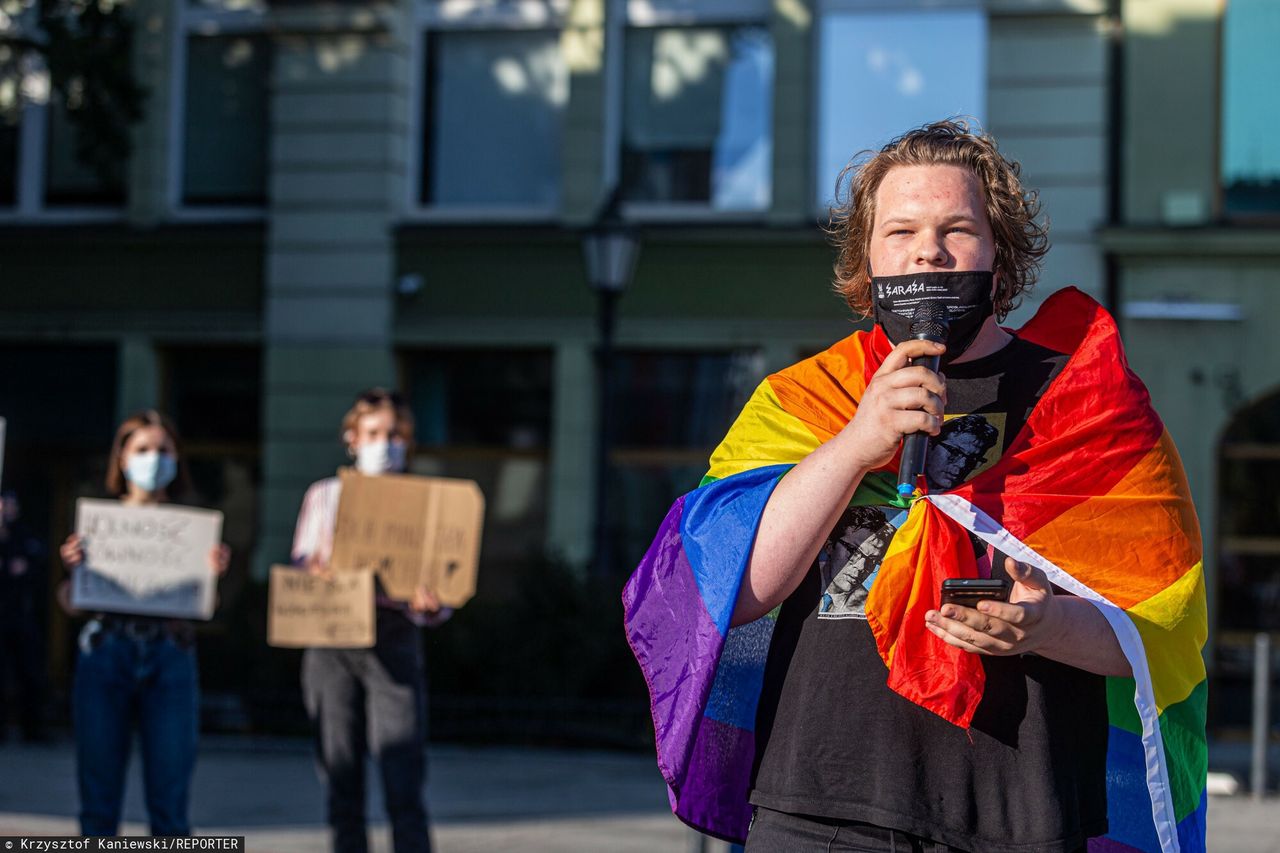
[124,451,178,493]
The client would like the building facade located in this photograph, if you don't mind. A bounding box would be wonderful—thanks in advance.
[0,0,1273,733]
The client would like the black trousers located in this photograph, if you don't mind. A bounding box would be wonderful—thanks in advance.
[302,611,430,853]
[744,807,1088,853]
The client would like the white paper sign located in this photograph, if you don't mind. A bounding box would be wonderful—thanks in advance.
[71,499,223,620]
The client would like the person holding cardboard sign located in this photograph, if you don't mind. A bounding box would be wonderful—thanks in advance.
[56,410,231,837]
[290,388,447,853]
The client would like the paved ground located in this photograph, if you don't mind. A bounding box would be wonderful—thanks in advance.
[0,737,702,852]
[1,736,1277,852]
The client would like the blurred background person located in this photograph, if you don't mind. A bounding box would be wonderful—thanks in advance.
[57,410,231,837]
[291,388,448,853]
[0,490,50,744]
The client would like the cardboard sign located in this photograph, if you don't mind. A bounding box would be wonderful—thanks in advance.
[330,469,484,607]
[267,566,375,649]
[71,499,223,620]
[419,477,485,607]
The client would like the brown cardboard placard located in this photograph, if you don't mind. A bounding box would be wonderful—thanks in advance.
[330,469,484,607]
[421,478,484,608]
[267,565,375,649]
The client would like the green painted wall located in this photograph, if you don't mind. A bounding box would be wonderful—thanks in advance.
[394,229,839,324]
[0,226,264,316]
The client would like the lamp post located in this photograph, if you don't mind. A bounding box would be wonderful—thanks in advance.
[582,219,640,579]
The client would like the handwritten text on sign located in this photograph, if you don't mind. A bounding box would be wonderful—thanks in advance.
[71,499,222,620]
[330,470,483,607]
[267,566,374,648]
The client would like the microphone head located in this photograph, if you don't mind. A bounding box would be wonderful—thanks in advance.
[909,300,950,343]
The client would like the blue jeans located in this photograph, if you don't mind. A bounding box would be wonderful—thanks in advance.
[73,620,200,836]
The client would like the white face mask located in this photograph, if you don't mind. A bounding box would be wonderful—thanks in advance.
[124,451,178,493]
[355,440,407,476]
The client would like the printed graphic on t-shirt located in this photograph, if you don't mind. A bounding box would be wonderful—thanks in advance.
[817,504,907,619]
[818,412,1006,620]
[925,412,1005,491]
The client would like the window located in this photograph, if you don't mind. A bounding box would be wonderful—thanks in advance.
[172,1,271,212]
[815,8,986,209]
[410,2,571,215]
[0,8,129,218]
[621,24,773,211]
[402,349,554,598]
[45,97,126,206]
[0,119,17,206]
[161,346,263,444]
[606,350,762,570]
[181,34,270,206]
[1213,387,1280,733]
[1221,0,1280,215]
[0,344,120,692]
[421,29,568,208]
[159,344,263,725]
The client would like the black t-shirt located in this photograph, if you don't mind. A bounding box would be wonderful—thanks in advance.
[749,336,1110,853]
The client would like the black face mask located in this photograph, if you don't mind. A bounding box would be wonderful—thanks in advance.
[870,270,995,364]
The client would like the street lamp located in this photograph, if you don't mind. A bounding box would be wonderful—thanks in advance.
[582,219,640,580]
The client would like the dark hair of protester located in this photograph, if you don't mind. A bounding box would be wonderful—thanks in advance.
[341,386,417,447]
[828,118,1050,321]
[104,409,192,499]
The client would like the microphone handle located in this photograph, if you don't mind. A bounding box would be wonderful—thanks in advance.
[896,351,942,495]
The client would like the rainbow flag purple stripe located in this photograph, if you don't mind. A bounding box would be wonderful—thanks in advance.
[622,464,788,840]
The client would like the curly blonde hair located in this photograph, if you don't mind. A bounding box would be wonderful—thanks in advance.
[827,119,1049,320]
[341,388,416,449]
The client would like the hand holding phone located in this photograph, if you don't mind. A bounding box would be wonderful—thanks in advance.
[939,577,1011,608]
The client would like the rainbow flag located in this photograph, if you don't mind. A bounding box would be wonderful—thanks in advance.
[622,288,1206,851]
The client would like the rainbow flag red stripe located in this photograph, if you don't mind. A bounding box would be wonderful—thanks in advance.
[622,288,1206,851]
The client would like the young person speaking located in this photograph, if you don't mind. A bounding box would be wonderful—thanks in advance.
[624,121,1206,853]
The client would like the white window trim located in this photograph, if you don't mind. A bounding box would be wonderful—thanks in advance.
[620,202,769,223]
[403,2,571,223]
[619,2,775,222]
[166,0,270,222]
[818,0,983,11]
[417,1,571,31]
[0,10,128,223]
[627,0,770,28]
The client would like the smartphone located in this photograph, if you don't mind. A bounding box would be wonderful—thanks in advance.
[940,578,1011,608]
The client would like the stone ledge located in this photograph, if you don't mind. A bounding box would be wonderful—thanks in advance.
[1100,226,1280,257]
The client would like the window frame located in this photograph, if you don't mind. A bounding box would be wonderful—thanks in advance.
[402,0,571,223]
[166,0,271,223]
[619,0,774,222]
[0,6,129,224]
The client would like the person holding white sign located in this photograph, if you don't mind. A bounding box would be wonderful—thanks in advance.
[290,388,447,853]
[57,410,231,837]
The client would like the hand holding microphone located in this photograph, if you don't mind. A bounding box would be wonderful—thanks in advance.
[896,301,950,496]
[839,314,947,475]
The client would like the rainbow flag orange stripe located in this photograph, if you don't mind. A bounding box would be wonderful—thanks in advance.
[622,288,1206,851]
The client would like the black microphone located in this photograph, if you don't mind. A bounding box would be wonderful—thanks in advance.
[896,301,950,497]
